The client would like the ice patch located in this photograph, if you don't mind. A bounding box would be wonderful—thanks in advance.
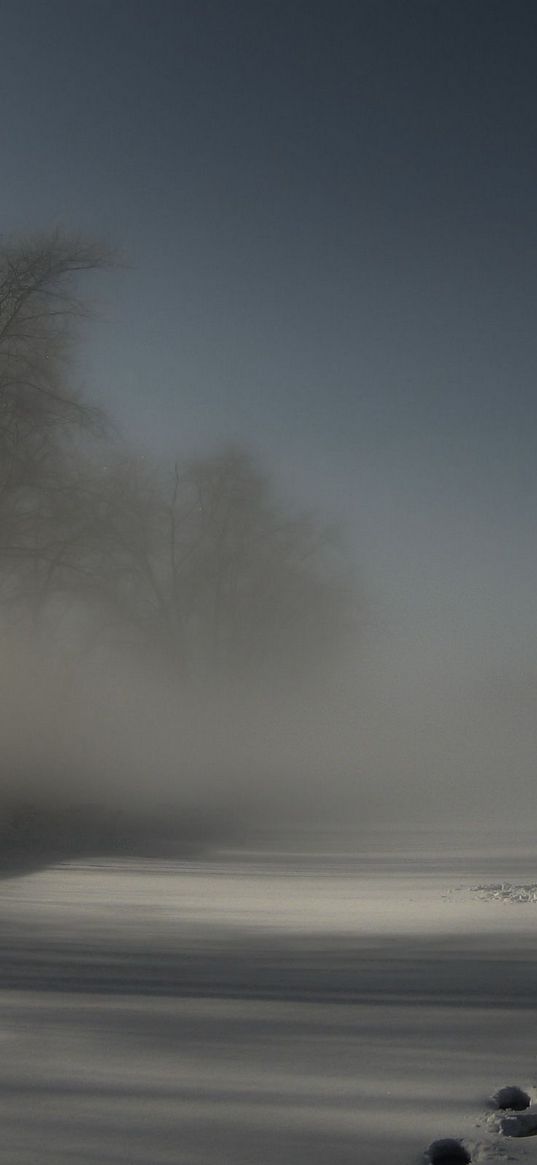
[472,883,537,903]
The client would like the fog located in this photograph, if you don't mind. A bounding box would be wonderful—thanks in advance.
[3,8,537,1164]
[1,541,535,856]
[0,216,534,852]
[0,621,363,830]
[0,183,534,857]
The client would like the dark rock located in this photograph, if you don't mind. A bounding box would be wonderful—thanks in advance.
[500,1113,537,1138]
[426,1138,471,1164]
[493,1085,531,1111]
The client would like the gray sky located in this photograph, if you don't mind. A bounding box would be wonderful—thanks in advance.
[2,0,537,814]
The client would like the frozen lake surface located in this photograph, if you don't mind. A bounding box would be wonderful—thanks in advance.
[1,826,537,1164]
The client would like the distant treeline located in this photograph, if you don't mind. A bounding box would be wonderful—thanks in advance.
[0,232,358,685]
[0,798,237,870]
[0,232,361,860]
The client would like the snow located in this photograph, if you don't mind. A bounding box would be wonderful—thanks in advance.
[1,825,537,1164]
[472,883,537,904]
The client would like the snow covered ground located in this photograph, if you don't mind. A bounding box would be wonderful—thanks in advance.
[1,825,537,1164]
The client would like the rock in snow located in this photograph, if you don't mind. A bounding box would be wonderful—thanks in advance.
[426,1137,471,1163]
[492,1084,531,1111]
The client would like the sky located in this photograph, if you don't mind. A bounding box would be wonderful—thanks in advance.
[1,0,537,814]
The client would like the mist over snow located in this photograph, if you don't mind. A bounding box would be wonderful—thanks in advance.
[1,600,536,845]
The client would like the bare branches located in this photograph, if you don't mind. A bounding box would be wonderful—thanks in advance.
[54,445,358,683]
[0,232,358,687]
[0,231,112,608]
[0,231,113,438]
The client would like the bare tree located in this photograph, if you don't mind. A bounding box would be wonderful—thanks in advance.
[0,231,111,608]
[0,235,357,683]
[58,445,358,685]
